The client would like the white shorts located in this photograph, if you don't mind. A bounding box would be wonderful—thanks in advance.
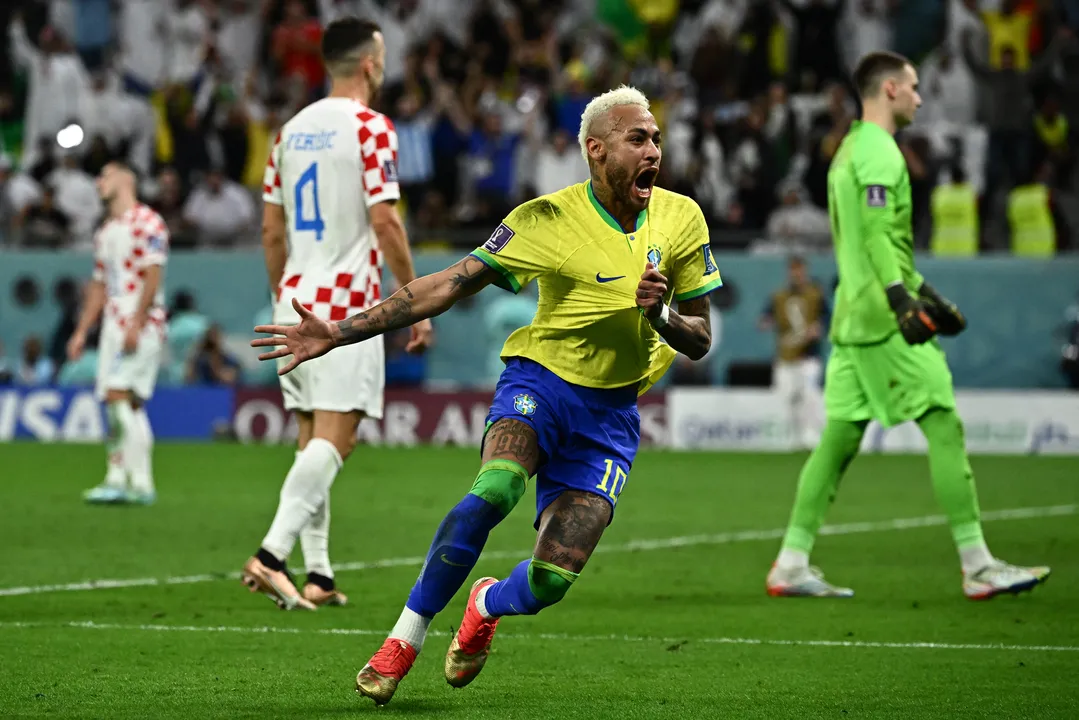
[773,358,823,403]
[277,338,385,418]
[95,322,164,402]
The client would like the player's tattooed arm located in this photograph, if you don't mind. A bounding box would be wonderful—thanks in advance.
[332,255,499,346]
[660,295,712,361]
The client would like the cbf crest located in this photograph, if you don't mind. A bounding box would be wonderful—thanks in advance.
[513,393,538,417]
[646,243,663,267]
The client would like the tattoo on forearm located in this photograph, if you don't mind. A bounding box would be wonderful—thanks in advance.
[659,295,712,359]
[336,296,415,344]
[449,256,493,295]
[535,492,610,573]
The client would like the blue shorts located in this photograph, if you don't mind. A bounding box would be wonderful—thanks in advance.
[485,357,641,528]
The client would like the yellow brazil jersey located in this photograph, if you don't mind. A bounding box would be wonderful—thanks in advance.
[470,181,723,395]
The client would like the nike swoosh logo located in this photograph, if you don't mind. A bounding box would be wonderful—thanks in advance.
[440,554,469,567]
[596,273,626,283]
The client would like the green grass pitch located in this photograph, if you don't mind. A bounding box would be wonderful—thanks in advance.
[1,444,1077,719]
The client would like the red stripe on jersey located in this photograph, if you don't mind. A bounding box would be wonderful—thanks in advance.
[335,273,353,288]
[315,287,332,303]
[357,109,376,123]
[349,290,366,307]
[329,306,348,321]
[284,274,301,287]
[375,132,390,150]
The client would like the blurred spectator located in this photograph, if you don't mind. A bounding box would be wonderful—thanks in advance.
[18,186,70,248]
[531,129,589,198]
[840,0,895,74]
[186,325,241,385]
[466,109,523,223]
[484,290,537,384]
[964,28,1075,199]
[729,99,780,228]
[166,0,212,87]
[918,46,977,128]
[182,167,256,245]
[117,0,168,94]
[779,0,844,90]
[47,154,102,245]
[272,0,325,100]
[17,335,55,385]
[1007,160,1070,255]
[69,0,113,71]
[982,0,1034,70]
[1031,93,1074,186]
[167,290,211,384]
[766,183,830,244]
[8,13,89,171]
[79,69,157,177]
[217,0,263,85]
[151,167,194,248]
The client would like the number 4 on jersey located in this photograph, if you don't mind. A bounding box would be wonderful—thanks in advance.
[294,162,325,241]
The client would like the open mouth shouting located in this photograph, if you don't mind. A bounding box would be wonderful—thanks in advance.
[633,167,658,200]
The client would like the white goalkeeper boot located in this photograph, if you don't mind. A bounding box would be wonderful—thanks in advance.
[963,559,1051,600]
[767,564,855,598]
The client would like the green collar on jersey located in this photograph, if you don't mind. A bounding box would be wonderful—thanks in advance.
[586,180,647,234]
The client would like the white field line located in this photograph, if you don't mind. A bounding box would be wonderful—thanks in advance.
[0,504,1073,599]
[0,620,1076,653]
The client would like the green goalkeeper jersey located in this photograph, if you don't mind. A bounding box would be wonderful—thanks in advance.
[827,120,924,346]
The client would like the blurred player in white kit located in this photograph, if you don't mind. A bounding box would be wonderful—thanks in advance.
[69,161,169,505]
[241,16,433,610]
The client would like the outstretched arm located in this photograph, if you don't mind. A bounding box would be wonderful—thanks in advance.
[335,255,495,345]
[253,254,499,373]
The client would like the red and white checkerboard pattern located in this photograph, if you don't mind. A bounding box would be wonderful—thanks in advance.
[279,248,384,321]
[93,203,169,332]
[357,108,400,207]
[262,130,283,204]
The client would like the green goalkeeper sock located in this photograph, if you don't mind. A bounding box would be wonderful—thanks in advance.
[917,408,992,572]
[778,419,866,564]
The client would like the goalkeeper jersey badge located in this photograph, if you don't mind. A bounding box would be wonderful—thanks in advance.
[867,185,887,207]
[513,393,537,417]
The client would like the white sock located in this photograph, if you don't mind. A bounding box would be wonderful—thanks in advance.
[301,497,333,579]
[959,542,994,575]
[261,438,342,562]
[125,407,155,494]
[389,607,432,652]
[776,548,809,571]
[104,403,128,489]
[475,585,493,619]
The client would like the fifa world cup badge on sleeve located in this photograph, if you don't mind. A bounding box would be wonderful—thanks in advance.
[513,393,537,417]
[701,244,718,275]
[383,158,398,183]
[484,223,515,254]
[867,185,887,207]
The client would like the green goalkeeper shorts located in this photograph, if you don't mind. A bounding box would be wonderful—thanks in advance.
[824,332,956,428]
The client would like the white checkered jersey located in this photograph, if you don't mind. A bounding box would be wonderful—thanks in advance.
[92,203,169,331]
[263,97,400,321]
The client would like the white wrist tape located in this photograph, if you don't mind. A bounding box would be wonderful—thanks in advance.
[649,303,671,329]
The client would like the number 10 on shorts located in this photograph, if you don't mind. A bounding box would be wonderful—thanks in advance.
[596,459,628,503]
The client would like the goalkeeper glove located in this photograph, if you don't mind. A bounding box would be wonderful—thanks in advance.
[885,282,938,345]
[917,281,967,336]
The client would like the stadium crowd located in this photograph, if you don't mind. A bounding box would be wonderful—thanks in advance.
[2,0,1079,389]
[0,0,1078,254]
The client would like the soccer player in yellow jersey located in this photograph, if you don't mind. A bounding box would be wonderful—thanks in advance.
[253,86,722,704]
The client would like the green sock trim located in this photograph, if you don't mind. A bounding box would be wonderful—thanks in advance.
[468,459,529,517]
[527,557,579,605]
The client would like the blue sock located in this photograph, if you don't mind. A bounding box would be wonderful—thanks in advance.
[405,493,503,617]
[482,559,543,617]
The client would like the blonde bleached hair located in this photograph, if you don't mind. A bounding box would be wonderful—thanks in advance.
[577,85,651,165]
